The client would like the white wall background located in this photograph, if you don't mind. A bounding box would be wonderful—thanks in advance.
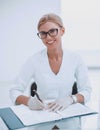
[61,0,100,50]
[0,0,61,82]
[61,0,100,69]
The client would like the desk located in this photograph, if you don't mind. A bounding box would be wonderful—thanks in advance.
[17,128,100,130]
[0,117,99,130]
[16,128,99,130]
[0,105,98,130]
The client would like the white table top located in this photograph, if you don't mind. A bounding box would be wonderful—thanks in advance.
[0,116,99,130]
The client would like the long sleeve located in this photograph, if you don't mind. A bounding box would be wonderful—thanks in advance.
[75,54,92,103]
[9,56,35,104]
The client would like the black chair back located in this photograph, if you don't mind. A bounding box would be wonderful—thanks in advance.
[31,82,78,97]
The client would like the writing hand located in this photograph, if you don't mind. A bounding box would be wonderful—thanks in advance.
[27,96,45,110]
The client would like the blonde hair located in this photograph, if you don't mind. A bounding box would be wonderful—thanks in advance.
[37,13,63,30]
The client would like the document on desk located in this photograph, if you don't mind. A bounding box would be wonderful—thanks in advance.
[10,103,97,126]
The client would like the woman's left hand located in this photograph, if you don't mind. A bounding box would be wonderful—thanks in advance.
[47,96,73,112]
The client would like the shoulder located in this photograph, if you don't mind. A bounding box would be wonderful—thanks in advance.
[31,48,46,60]
[63,49,86,66]
[19,49,47,72]
[26,48,46,63]
[33,48,47,57]
[63,49,82,60]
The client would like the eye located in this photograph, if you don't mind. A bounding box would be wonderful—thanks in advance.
[40,31,46,35]
[49,28,56,34]
[37,31,47,39]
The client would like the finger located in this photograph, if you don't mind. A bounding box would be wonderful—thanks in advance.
[49,103,60,112]
[59,106,66,111]
[36,105,45,110]
[47,102,56,109]
[54,105,63,112]
[36,99,45,109]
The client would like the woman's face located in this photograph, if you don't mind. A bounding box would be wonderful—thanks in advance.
[38,22,65,50]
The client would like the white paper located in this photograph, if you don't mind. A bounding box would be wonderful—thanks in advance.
[10,103,97,126]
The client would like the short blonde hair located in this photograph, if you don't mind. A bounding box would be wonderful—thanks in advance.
[37,13,63,30]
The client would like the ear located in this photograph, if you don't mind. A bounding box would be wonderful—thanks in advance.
[61,27,65,36]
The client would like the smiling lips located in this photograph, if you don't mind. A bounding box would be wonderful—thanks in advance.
[47,40,55,45]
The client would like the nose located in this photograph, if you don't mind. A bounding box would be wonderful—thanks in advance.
[46,33,52,39]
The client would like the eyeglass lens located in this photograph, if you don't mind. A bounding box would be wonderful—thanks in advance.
[37,28,58,39]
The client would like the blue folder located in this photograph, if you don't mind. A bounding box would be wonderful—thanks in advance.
[0,107,24,130]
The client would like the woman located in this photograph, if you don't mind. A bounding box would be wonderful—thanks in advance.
[10,13,92,130]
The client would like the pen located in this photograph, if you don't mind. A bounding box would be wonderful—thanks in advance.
[33,90,43,103]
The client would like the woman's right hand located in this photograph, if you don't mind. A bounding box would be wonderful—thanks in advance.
[27,96,45,110]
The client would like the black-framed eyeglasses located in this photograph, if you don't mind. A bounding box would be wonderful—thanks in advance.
[37,28,58,39]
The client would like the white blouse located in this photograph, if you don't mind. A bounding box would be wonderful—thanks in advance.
[10,49,92,104]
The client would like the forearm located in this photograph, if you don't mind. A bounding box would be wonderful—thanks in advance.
[16,95,30,106]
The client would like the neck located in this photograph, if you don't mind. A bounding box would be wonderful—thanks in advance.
[47,48,63,60]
